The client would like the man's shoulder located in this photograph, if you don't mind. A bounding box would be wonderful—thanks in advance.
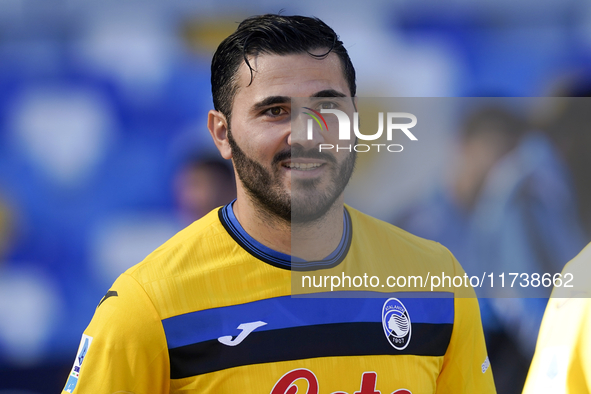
[124,207,231,278]
[563,241,591,272]
[345,205,465,291]
[552,241,591,298]
[346,205,452,257]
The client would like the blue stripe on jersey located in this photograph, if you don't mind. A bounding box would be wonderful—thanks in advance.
[219,202,352,270]
[162,295,454,350]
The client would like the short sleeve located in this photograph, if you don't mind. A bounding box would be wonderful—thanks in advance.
[435,251,497,393]
[61,273,170,394]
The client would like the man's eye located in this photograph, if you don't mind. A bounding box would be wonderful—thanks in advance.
[266,107,285,116]
[318,101,337,110]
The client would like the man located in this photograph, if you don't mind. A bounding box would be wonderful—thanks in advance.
[62,14,495,393]
[522,242,591,394]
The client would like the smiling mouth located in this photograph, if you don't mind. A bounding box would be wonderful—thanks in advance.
[283,162,324,170]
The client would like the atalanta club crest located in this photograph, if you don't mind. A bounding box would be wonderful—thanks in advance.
[382,298,411,350]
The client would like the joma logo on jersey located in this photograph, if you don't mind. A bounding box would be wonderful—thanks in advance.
[304,108,417,153]
[271,369,412,394]
[217,321,267,346]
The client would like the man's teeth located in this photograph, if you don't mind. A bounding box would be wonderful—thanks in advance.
[286,162,322,170]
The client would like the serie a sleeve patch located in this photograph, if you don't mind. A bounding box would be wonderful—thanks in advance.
[63,334,93,393]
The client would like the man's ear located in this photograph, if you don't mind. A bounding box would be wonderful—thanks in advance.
[207,110,232,159]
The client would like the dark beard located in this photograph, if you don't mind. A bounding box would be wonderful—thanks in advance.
[227,129,356,225]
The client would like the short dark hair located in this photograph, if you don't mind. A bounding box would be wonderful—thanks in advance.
[211,14,356,121]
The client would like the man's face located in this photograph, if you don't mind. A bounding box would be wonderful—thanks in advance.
[226,51,356,224]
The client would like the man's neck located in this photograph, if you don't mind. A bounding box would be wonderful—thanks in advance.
[232,193,345,261]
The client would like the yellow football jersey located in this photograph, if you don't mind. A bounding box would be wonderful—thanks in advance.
[523,243,591,394]
[62,204,495,394]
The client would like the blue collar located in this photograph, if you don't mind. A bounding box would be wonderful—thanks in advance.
[218,201,352,271]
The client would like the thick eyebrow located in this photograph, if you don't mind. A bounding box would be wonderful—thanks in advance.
[251,90,349,113]
[312,89,356,110]
[311,89,348,98]
[252,96,290,112]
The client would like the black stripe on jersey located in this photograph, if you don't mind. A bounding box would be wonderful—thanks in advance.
[168,321,452,379]
[218,205,353,271]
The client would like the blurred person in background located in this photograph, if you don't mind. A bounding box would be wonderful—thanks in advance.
[173,155,236,225]
[542,89,591,241]
[395,102,586,394]
[396,104,527,266]
[467,106,585,394]
[521,90,591,394]
[400,99,591,393]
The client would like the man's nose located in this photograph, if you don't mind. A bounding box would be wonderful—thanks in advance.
[290,112,325,149]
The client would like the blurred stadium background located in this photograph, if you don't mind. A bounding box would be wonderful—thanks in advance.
[1,0,591,392]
